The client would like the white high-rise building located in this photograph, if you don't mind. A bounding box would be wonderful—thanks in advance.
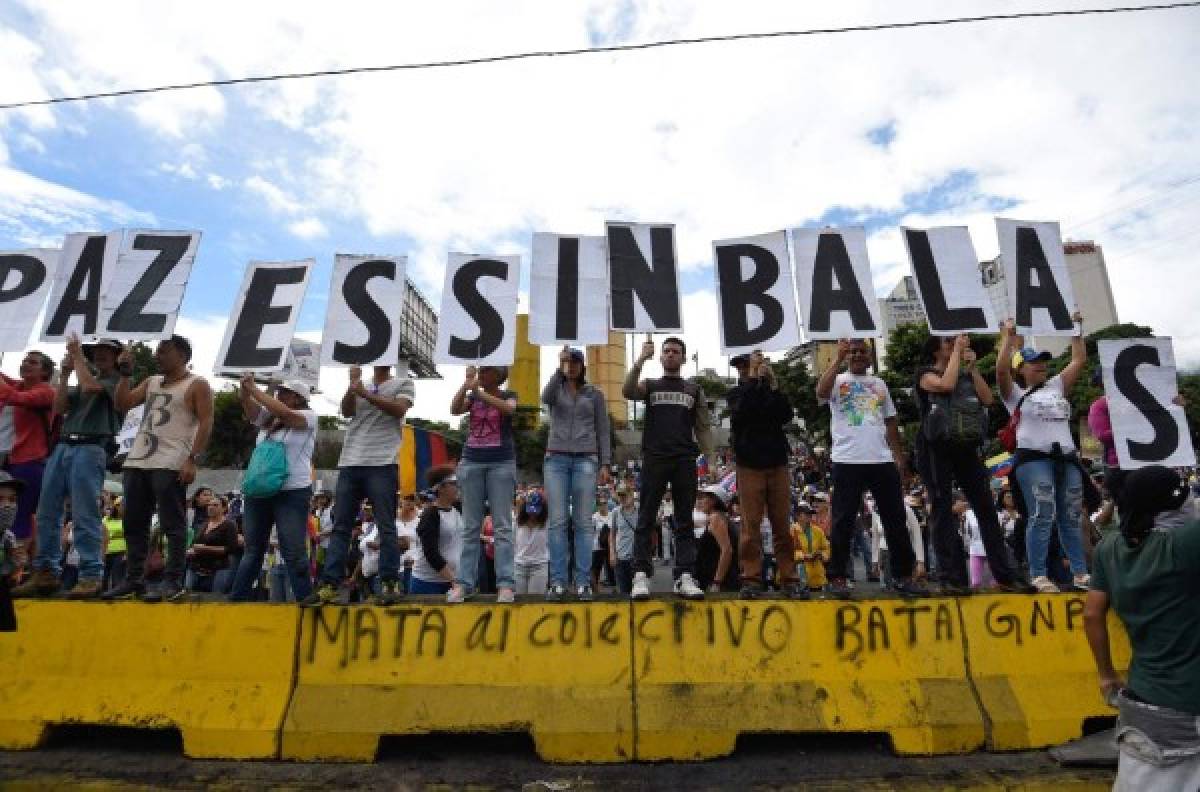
[877,275,926,368]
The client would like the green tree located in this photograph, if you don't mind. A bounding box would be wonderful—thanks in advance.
[204,386,257,468]
[772,348,826,443]
[317,414,345,431]
[1178,372,1200,451]
[514,421,549,474]
[127,341,157,382]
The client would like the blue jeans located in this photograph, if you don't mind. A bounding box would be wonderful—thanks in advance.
[1014,458,1087,578]
[322,464,400,584]
[33,443,107,580]
[230,486,313,601]
[456,458,516,592]
[409,577,451,595]
[544,453,599,588]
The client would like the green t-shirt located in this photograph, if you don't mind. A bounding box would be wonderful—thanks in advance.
[1091,519,1200,714]
[62,372,123,437]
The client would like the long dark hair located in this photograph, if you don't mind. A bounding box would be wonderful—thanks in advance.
[921,334,945,365]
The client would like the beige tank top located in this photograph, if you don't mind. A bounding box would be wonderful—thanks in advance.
[123,374,199,471]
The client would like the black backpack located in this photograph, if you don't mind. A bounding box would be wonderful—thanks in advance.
[918,369,987,448]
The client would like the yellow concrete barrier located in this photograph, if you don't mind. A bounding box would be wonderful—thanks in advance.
[958,593,1130,751]
[630,598,985,760]
[281,602,634,762]
[0,601,299,759]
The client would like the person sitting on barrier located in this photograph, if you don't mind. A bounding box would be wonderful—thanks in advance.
[228,377,317,604]
[817,339,926,599]
[411,464,461,596]
[448,365,517,604]
[1084,465,1200,791]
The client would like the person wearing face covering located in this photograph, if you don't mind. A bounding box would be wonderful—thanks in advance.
[1084,465,1200,791]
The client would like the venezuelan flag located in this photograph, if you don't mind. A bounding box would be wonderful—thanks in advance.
[987,452,1014,479]
[398,425,452,495]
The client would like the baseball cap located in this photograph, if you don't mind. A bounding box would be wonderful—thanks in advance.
[729,353,751,368]
[83,338,123,361]
[525,490,545,513]
[701,484,731,509]
[1012,347,1053,369]
[564,347,585,363]
[276,379,312,403]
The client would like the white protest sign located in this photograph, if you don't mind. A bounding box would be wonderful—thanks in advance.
[790,226,881,340]
[996,218,1078,337]
[115,404,145,459]
[606,222,683,332]
[529,233,610,345]
[0,248,59,352]
[215,260,314,373]
[1099,338,1196,469]
[902,226,997,334]
[320,255,406,367]
[434,253,520,365]
[712,230,800,354]
[100,230,201,340]
[40,231,121,341]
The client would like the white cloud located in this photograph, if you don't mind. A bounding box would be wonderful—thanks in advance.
[1,0,1198,401]
[288,217,328,240]
[160,161,198,179]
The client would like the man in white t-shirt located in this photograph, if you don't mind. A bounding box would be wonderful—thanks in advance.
[816,339,925,598]
[396,493,420,593]
[305,364,414,606]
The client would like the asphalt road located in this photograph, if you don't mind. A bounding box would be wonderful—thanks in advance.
[0,728,1116,791]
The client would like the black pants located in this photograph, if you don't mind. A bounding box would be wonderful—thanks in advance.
[919,442,1016,586]
[122,468,187,586]
[829,462,915,580]
[634,455,697,578]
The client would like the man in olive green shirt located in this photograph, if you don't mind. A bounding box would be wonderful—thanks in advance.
[13,336,124,599]
[1085,465,1200,789]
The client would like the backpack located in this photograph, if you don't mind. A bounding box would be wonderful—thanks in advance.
[997,383,1045,453]
[919,370,987,448]
[241,432,290,498]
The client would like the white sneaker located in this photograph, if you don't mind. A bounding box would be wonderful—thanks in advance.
[1072,574,1091,590]
[674,573,704,600]
[446,585,468,603]
[1031,576,1059,594]
[631,571,650,601]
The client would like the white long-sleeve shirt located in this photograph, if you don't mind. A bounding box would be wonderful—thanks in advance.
[870,505,925,565]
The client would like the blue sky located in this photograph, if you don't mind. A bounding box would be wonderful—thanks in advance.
[2,1,1198,419]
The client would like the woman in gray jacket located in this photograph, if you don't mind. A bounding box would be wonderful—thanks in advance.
[542,346,612,601]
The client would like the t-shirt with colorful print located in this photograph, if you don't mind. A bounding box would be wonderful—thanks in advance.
[821,372,897,464]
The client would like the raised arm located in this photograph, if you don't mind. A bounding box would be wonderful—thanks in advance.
[450,367,477,416]
[340,366,362,418]
[996,320,1017,401]
[918,335,965,394]
[239,375,307,429]
[1059,311,1087,392]
[816,340,850,402]
[114,347,149,412]
[622,339,655,400]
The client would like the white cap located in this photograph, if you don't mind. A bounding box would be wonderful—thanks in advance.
[277,379,312,402]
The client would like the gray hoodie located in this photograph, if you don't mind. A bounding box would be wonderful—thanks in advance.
[541,371,611,465]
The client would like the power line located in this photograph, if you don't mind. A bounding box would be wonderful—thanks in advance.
[1,2,1197,111]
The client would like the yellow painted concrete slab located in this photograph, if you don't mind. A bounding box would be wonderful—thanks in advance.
[281,602,634,763]
[0,601,299,759]
[631,598,985,759]
[958,593,1130,751]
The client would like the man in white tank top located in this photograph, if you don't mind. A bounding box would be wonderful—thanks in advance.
[103,335,213,602]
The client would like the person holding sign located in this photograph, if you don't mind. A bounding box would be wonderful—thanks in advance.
[816,339,925,598]
[914,335,1025,595]
[996,316,1092,593]
[447,365,518,604]
[622,337,714,601]
[303,364,414,607]
[103,336,213,603]
[228,375,317,603]
[12,336,124,600]
[0,351,56,574]
[1085,465,1200,790]
[541,346,612,602]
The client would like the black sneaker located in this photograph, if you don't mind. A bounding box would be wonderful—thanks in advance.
[332,584,356,606]
[738,583,762,599]
[938,582,973,597]
[827,577,853,599]
[782,582,810,600]
[373,580,403,606]
[995,579,1037,594]
[101,581,145,601]
[576,585,594,602]
[891,578,930,598]
[545,584,566,602]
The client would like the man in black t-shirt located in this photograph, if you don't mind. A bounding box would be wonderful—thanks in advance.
[622,337,714,601]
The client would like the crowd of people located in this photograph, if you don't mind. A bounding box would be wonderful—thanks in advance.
[0,319,1197,786]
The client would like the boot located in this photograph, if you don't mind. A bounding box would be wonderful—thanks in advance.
[11,569,60,598]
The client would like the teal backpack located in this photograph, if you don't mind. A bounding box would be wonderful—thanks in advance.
[241,430,290,498]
